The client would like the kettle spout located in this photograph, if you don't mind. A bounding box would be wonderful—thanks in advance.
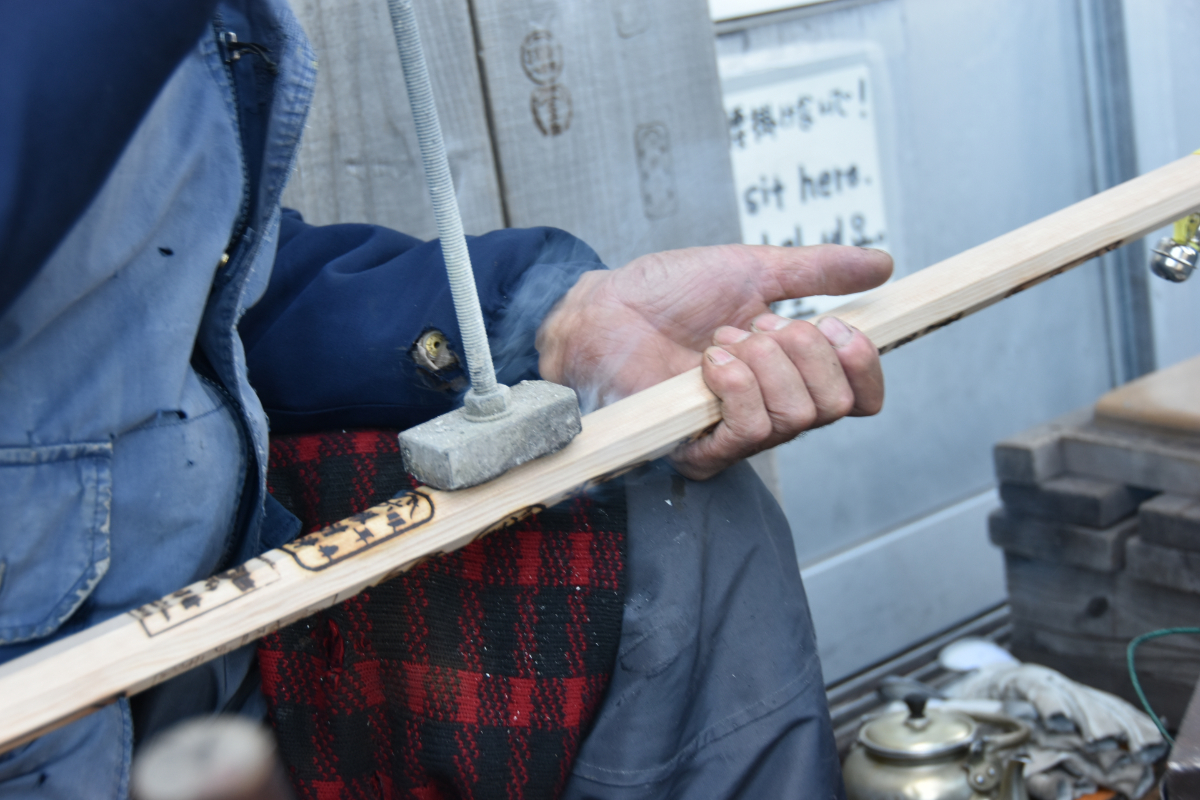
[996,756,1030,800]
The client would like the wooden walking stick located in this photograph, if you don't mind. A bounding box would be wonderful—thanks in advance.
[3,153,1200,755]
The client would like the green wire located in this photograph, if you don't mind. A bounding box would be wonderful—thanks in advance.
[1126,627,1200,746]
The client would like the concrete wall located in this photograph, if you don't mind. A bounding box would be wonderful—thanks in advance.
[1124,0,1200,370]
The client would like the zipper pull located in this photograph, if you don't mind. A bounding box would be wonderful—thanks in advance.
[221,30,242,62]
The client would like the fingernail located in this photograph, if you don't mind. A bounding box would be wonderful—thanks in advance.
[713,326,751,345]
[817,316,853,348]
[751,313,792,332]
[706,346,735,365]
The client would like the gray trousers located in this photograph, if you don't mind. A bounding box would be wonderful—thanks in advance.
[565,460,845,799]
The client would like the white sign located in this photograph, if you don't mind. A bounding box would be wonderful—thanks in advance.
[723,57,891,318]
[708,0,830,23]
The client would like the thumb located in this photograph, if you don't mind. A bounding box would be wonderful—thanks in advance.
[749,244,893,303]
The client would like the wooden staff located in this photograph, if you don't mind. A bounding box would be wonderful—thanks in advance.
[3,154,1200,756]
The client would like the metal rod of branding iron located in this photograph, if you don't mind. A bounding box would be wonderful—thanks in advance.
[385,0,583,491]
[2,153,1200,755]
[385,0,499,406]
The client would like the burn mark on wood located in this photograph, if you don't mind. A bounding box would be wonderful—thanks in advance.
[478,504,547,538]
[284,490,435,571]
[573,460,650,497]
[129,557,281,637]
[521,30,563,85]
[521,30,571,136]
[229,565,256,592]
[635,123,678,220]
[686,422,720,444]
[877,240,1126,355]
[531,85,573,136]
[878,311,966,354]
[997,241,1124,307]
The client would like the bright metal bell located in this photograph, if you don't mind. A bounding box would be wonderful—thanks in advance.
[1150,236,1198,282]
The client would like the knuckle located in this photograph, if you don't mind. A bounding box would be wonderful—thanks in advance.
[745,415,774,442]
[840,337,881,372]
[787,320,825,349]
[830,386,855,418]
[858,392,885,416]
[741,334,779,362]
[771,397,815,430]
[721,363,757,395]
[726,408,772,442]
[776,399,817,433]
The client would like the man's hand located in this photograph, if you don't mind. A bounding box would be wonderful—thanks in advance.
[536,244,892,480]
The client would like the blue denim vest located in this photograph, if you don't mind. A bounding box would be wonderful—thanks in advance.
[0,0,315,656]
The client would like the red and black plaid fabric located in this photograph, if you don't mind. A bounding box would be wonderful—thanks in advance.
[259,430,626,800]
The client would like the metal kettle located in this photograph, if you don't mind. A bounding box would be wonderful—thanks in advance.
[843,695,1031,800]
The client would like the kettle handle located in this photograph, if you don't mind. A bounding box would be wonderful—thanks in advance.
[997,756,1031,800]
[969,711,1030,752]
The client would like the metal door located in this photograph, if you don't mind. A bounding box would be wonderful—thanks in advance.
[716,0,1148,681]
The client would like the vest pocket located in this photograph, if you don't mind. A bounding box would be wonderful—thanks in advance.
[0,442,113,644]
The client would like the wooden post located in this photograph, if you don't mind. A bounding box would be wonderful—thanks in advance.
[469,0,742,267]
[131,716,294,800]
[281,0,504,237]
[2,153,1200,755]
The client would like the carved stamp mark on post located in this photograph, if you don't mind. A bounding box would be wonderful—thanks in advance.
[521,30,563,85]
[531,85,573,136]
[521,30,572,136]
[612,0,650,37]
[283,490,435,571]
[635,123,678,219]
[129,557,281,637]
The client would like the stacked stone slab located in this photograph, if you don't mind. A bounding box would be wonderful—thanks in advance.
[991,356,1200,721]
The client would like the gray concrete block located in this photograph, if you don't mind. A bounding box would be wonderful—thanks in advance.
[1141,493,1200,552]
[1004,552,1118,637]
[1005,552,1200,644]
[988,508,1136,572]
[1009,623,1198,718]
[1060,420,1200,497]
[993,407,1091,484]
[999,473,1152,528]
[398,380,581,490]
[1004,551,1200,718]
[1126,534,1200,595]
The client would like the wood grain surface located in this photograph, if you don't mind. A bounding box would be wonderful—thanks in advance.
[3,153,1200,755]
[988,508,1137,573]
[1061,421,1200,497]
[1095,354,1200,435]
[281,0,504,237]
[998,474,1151,529]
[1140,493,1200,552]
[469,0,742,268]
